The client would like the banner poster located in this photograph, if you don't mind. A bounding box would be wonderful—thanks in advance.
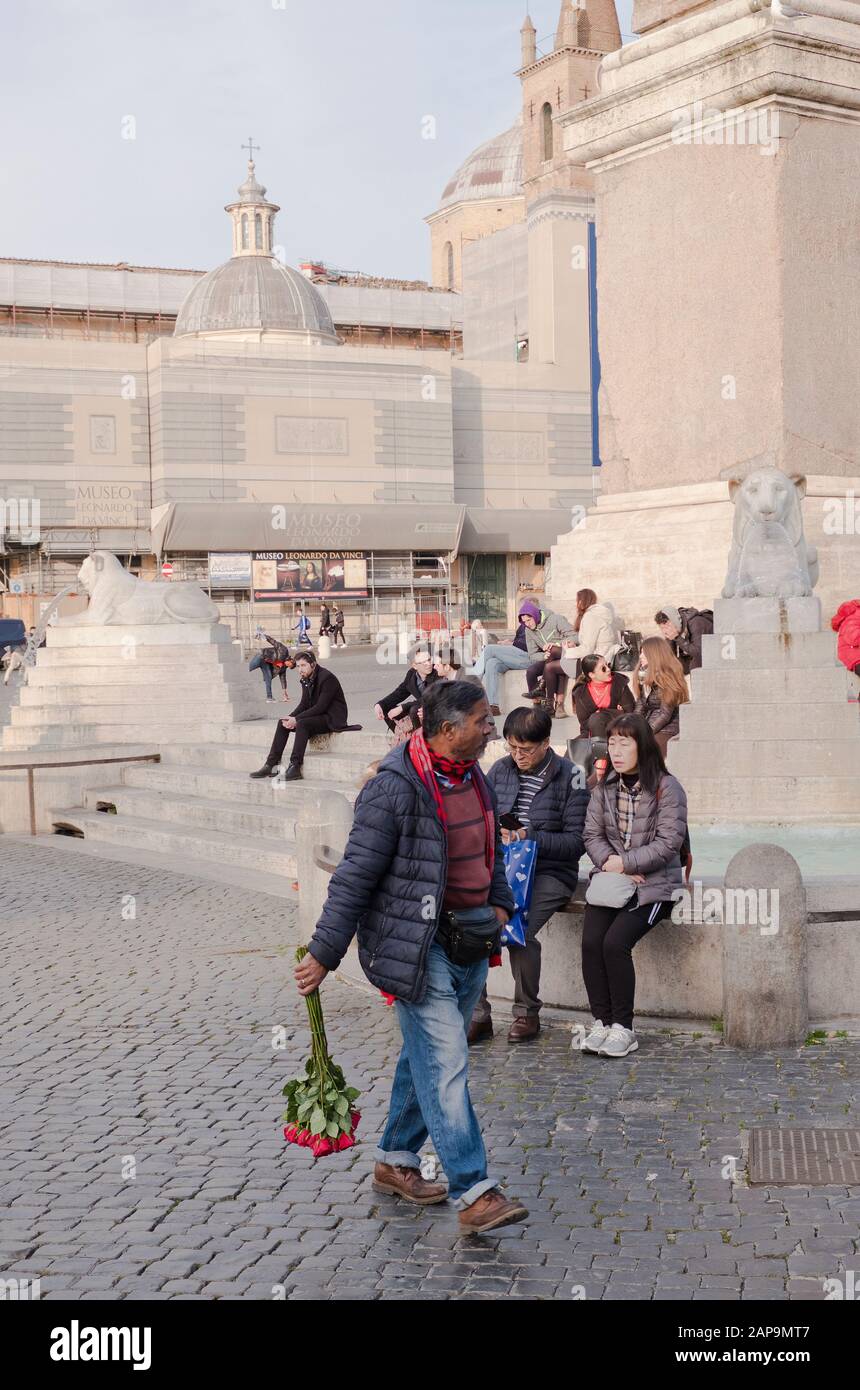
[208,553,253,590]
[252,551,369,601]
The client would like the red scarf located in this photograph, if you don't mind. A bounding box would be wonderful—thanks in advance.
[408,729,494,872]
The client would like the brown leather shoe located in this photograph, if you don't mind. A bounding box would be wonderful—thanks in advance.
[372,1162,448,1205]
[467,1017,493,1046]
[508,1015,540,1043]
[458,1189,529,1233]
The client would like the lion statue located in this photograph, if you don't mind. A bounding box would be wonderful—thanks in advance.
[722,468,819,599]
[57,552,219,626]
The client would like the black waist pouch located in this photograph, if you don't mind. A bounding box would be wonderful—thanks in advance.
[437,905,501,966]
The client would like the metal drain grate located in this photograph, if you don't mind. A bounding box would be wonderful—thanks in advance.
[749,1128,860,1186]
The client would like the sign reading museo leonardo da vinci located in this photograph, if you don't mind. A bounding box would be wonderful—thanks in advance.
[252,552,368,602]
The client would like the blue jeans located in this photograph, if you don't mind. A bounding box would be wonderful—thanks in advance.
[482,646,532,705]
[249,654,286,699]
[376,938,498,1208]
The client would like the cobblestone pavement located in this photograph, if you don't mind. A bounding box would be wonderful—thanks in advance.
[1,840,858,1302]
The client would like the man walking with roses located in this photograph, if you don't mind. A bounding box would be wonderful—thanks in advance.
[294,681,529,1233]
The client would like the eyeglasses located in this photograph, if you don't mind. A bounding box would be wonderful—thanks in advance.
[506,741,548,758]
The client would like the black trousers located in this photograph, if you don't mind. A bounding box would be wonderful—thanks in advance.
[472,872,574,1022]
[266,714,333,767]
[582,899,673,1030]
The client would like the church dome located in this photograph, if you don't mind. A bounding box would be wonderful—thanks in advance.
[174,256,337,341]
[438,119,524,211]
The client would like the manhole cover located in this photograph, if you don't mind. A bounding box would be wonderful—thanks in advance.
[749,1128,860,1186]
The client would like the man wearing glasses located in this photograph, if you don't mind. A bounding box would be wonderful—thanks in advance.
[468,706,590,1044]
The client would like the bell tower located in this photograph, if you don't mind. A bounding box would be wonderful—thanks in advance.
[518,1,622,204]
[517,2,622,368]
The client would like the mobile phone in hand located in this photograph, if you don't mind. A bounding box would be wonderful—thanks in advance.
[499,813,523,831]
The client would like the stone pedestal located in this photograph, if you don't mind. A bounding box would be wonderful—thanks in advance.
[1,623,263,753]
[667,602,860,823]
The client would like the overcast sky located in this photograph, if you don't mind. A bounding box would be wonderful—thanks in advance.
[0,0,635,282]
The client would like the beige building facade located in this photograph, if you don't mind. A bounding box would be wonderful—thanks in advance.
[2,3,624,635]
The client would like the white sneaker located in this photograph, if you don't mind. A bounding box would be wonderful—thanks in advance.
[599,1024,639,1058]
[581,1020,610,1054]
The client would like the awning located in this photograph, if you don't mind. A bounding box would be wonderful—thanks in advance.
[458,508,570,555]
[151,503,466,557]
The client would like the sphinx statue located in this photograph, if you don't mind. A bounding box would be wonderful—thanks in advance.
[57,551,219,626]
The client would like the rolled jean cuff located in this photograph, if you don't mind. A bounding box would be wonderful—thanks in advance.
[374,1148,421,1170]
[454,1176,498,1211]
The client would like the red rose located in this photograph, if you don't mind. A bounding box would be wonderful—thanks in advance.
[297,1129,312,1147]
[312,1137,334,1158]
[283,1124,298,1144]
[337,1133,355,1151]
[350,1111,361,1134]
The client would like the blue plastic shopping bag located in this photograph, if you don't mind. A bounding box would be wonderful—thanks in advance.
[501,838,538,948]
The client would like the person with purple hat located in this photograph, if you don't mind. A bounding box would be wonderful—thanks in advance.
[481,601,577,715]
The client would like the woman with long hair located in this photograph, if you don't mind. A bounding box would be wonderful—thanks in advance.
[630,636,689,756]
[573,589,622,663]
[573,653,635,738]
[581,713,688,1058]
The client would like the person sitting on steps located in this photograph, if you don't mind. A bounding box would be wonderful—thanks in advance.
[573,653,635,737]
[249,650,350,783]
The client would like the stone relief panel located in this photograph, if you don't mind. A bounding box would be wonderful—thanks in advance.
[275,417,349,456]
[89,415,116,455]
[454,430,545,465]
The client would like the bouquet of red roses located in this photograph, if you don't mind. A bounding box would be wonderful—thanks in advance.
[282,946,361,1159]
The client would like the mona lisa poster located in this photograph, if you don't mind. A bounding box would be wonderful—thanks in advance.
[252,551,368,601]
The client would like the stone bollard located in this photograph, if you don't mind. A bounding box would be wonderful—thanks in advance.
[318,634,332,660]
[722,844,808,1049]
[296,789,353,943]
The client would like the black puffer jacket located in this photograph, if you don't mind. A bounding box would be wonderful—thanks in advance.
[486,750,588,892]
[635,686,680,740]
[309,744,515,1002]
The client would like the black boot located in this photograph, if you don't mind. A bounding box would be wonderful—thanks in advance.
[281,760,304,782]
[249,763,277,780]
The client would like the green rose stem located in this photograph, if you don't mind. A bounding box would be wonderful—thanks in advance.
[296,945,335,1123]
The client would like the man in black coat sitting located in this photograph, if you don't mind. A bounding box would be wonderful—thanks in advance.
[293,681,528,1234]
[469,705,589,1045]
[250,651,348,783]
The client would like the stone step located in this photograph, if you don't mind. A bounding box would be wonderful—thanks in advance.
[45,807,297,877]
[18,681,258,708]
[1,722,220,751]
[205,723,388,755]
[690,664,852,702]
[158,742,375,782]
[668,737,860,779]
[9,699,258,727]
[120,761,360,807]
[700,631,839,669]
[26,656,245,683]
[679,775,860,824]
[79,784,301,841]
[678,701,860,741]
[46,623,234,650]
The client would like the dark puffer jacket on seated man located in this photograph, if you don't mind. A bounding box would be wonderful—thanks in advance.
[469,705,589,1045]
[298,680,530,1235]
